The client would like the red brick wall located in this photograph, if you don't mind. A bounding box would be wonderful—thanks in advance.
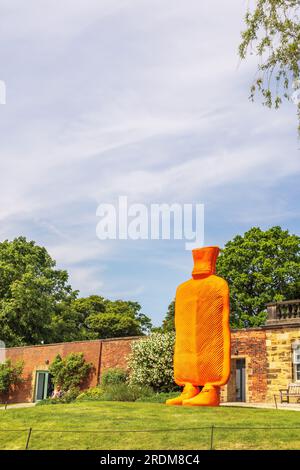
[100,337,140,379]
[3,332,269,404]
[5,340,102,403]
[230,329,268,402]
[3,337,141,403]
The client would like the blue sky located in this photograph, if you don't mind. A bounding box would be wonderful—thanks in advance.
[0,0,299,326]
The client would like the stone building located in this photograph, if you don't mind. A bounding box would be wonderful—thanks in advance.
[223,299,300,403]
[1,300,300,404]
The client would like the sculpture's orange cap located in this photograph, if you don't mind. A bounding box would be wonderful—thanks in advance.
[192,246,220,277]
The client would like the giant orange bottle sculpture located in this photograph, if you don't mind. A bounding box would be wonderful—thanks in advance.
[166,246,230,406]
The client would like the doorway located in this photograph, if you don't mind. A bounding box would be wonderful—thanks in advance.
[235,358,246,402]
[34,371,53,401]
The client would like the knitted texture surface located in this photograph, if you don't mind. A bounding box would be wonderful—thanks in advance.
[173,246,231,388]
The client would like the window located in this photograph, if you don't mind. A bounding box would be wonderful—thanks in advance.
[292,344,300,382]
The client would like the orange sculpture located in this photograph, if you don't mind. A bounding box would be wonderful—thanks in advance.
[166,246,230,406]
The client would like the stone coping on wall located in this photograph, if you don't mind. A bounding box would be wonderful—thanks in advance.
[264,321,300,329]
[231,323,300,332]
[2,336,144,351]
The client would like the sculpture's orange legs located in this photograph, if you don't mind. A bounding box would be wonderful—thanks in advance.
[183,385,220,406]
[166,246,231,407]
[166,383,199,406]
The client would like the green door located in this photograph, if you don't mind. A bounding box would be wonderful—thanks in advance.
[35,371,51,401]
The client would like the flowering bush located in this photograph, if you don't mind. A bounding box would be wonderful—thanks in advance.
[127,332,177,392]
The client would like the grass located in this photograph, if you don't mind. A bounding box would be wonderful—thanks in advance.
[0,401,300,450]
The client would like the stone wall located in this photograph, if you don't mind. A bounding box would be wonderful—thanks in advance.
[265,327,300,402]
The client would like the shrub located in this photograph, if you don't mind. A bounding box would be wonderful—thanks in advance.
[49,353,93,392]
[76,386,104,401]
[128,332,178,392]
[0,359,24,402]
[60,387,80,403]
[76,383,153,402]
[100,383,153,402]
[101,368,127,386]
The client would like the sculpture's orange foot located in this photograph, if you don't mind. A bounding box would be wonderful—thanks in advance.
[166,383,199,406]
[183,385,220,406]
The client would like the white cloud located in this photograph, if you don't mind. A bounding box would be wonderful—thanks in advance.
[0,0,136,40]
[0,0,299,322]
[47,240,111,266]
[68,265,104,294]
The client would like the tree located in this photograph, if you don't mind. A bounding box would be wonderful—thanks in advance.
[49,353,92,392]
[48,294,153,341]
[0,237,77,346]
[239,0,300,131]
[104,300,152,334]
[0,359,23,402]
[0,237,152,345]
[217,226,300,328]
[162,300,175,332]
[52,295,107,342]
[87,312,142,338]
[82,296,152,338]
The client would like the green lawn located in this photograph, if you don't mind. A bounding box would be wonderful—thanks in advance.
[0,401,300,450]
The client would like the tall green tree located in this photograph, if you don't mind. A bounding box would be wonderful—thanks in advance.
[217,226,300,328]
[0,237,77,346]
[162,300,175,332]
[104,300,152,334]
[0,238,152,345]
[75,297,152,339]
[52,295,107,342]
[239,0,300,131]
